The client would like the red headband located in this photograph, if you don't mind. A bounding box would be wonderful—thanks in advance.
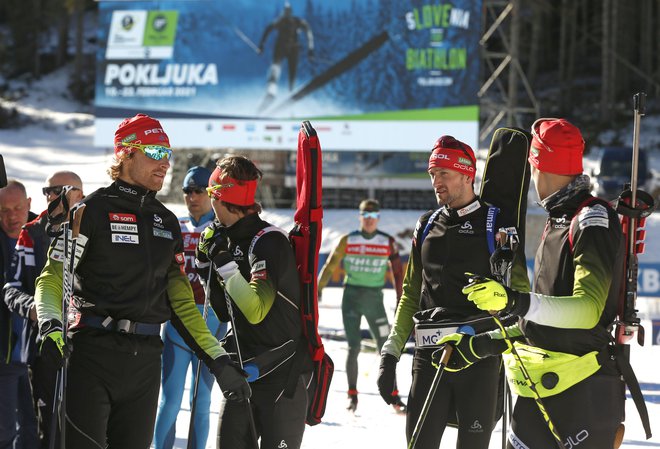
[428,136,476,179]
[208,167,257,206]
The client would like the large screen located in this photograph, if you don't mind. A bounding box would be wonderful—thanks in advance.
[95,0,482,150]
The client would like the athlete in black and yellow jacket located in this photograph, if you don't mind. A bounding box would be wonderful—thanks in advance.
[456,119,628,448]
[34,114,249,449]
[196,154,311,449]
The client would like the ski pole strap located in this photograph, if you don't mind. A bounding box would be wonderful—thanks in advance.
[611,345,652,439]
[419,206,499,255]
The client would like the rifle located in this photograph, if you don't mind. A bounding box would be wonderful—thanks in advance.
[614,92,656,347]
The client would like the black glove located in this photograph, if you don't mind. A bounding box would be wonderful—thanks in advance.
[197,222,228,260]
[433,333,510,372]
[376,353,398,405]
[39,320,69,369]
[211,250,239,280]
[208,355,252,401]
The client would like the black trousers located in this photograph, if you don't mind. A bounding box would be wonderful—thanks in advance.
[32,353,60,449]
[64,329,162,449]
[508,373,625,449]
[217,371,309,449]
[406,350,500,449]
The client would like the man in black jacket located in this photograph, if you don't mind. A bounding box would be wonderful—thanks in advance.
[0,179,38,449]
[196,155,312,449]
[376,136,529,448]
[34,114,250,449]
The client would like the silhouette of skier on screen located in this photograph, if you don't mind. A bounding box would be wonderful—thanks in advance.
[257,2,314,111]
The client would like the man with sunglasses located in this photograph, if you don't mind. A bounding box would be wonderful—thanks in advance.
[195,155,312,449]
[2,171,82,449]
[154,166,227,449]
[317,198,405,413]
[377,136,529,449]
[34,114,250,449]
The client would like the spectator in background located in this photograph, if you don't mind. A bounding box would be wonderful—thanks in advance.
[317,199,406,413]
[154,166,227,449]
[0,180,38,449]
[3,171,83,449]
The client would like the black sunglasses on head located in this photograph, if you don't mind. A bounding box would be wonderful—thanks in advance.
[42,185,80,196]
[182,186,206,195]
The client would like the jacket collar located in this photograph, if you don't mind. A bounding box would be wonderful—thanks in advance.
[113,179,156,201]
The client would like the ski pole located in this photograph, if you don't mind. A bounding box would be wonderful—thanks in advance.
[490,229,517,448]
[407,345,453,449]
[220,271,259,449]
[491,315,565,448]
[490,229,565,448]
[187,267,214,449]
[52,201,86,449]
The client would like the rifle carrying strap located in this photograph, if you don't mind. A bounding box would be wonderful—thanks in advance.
[419,205,499,255]
[611,345,652,439]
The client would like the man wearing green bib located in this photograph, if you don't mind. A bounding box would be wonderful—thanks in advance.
[318,199,405,413]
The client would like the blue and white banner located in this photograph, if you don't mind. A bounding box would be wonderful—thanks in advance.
[96,0,482,150]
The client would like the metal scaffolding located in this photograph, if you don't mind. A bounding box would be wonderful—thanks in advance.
[479,0,539,144]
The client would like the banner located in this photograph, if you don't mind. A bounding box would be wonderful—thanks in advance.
[95,0,482,150]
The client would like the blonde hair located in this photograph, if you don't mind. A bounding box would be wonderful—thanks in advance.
[107,153,133,180]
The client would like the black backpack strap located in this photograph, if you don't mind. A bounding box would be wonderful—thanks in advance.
[612,345,652,439]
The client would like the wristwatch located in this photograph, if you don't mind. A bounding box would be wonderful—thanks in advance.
[39,319,63,336]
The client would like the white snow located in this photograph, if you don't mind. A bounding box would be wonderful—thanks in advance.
[0,65,658,448]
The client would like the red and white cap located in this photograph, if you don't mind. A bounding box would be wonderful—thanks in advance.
[529,118,584,175]
[113,113,170,158]
[428,135,476,179]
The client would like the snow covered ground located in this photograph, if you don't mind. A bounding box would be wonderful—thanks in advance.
[0,67,659,447]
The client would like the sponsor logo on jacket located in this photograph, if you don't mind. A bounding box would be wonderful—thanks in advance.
[112,233,139,244]
[109,212,137,223]
[153,228,173,239]
[118,185,138,195]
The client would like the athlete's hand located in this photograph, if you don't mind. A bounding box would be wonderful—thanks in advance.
[376,353,398,405]
[462,273,530,316]
[39,320,69,369]
[209,356,252,401]
[197,222,228,260]
[462,273,508,311]
[434,332,510,372]
[212,250,239,280]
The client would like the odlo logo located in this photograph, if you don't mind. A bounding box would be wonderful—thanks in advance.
[119,185,137,195]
